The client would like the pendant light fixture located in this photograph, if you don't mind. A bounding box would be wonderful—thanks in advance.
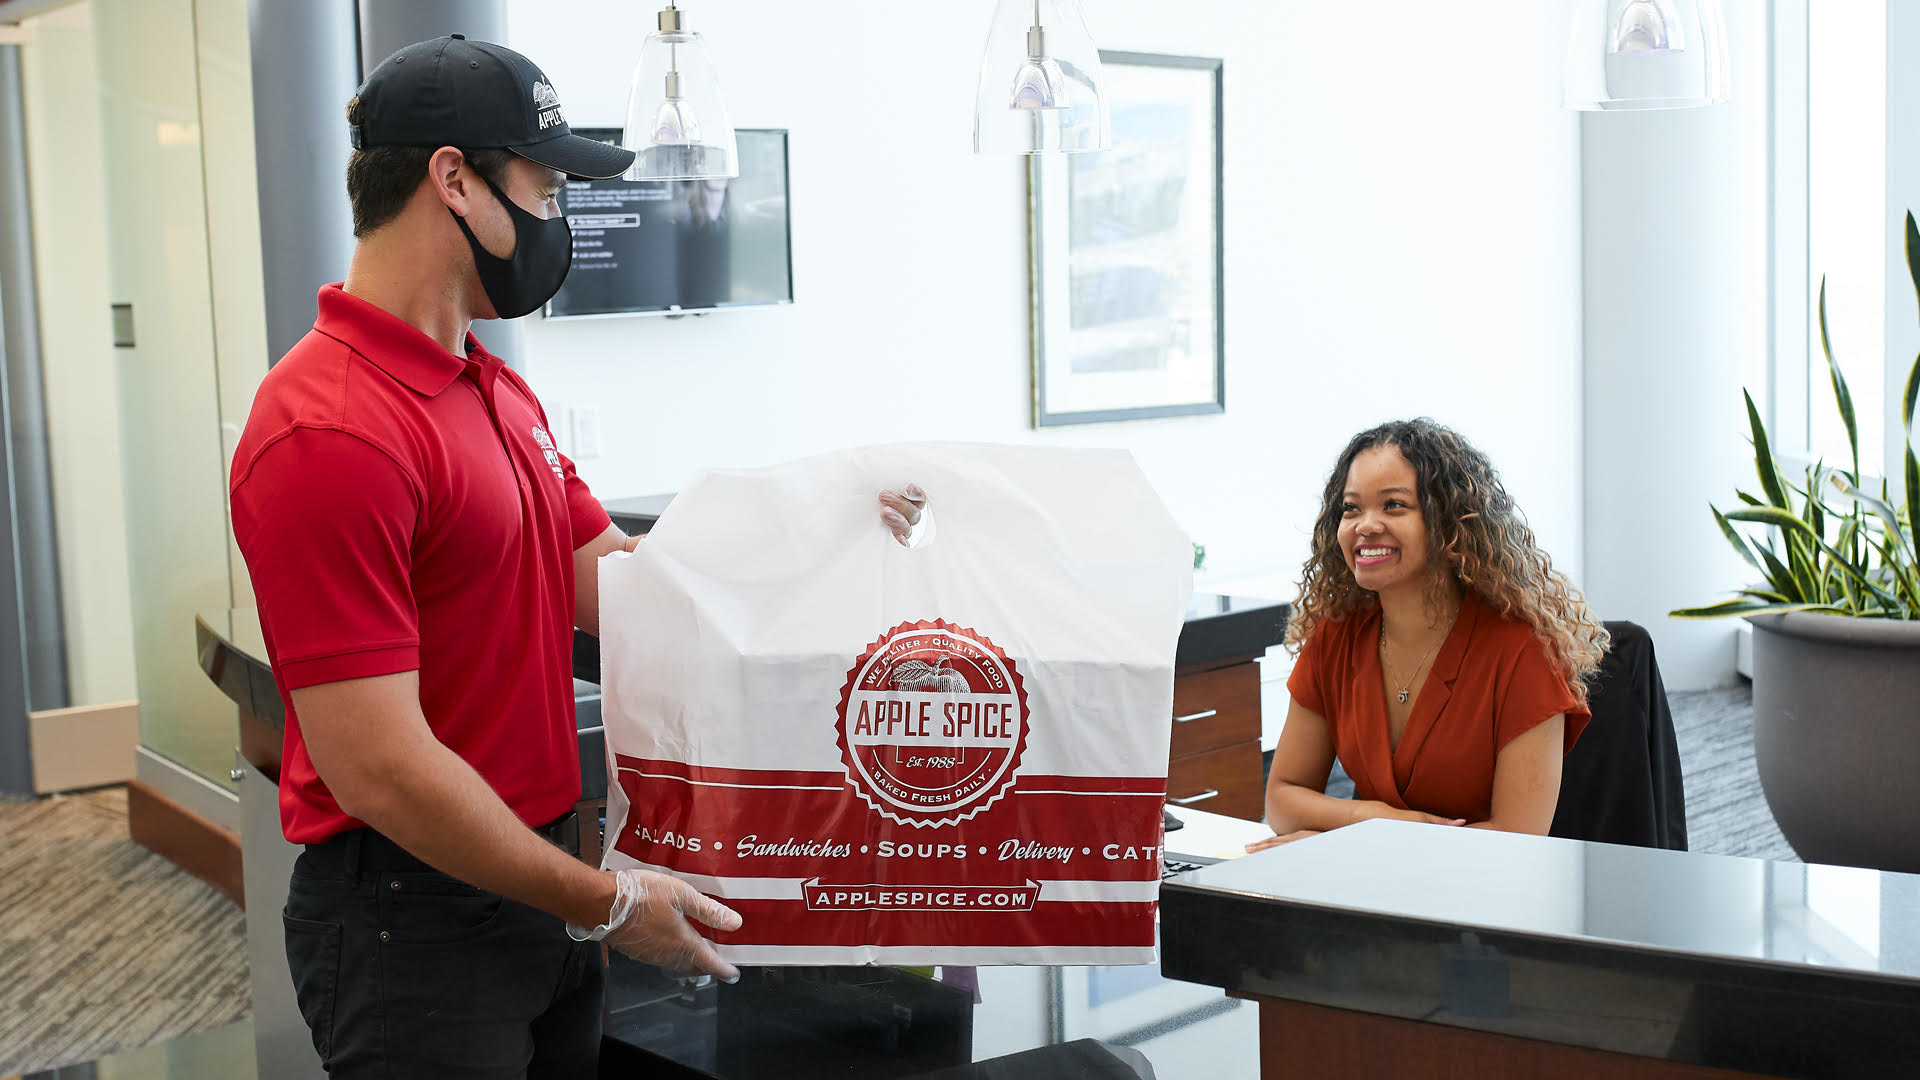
[973,0,1110,154]
[623,2,738,180]
[1564,0,1731,110]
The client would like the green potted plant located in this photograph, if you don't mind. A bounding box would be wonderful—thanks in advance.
[1671,212,1920,873]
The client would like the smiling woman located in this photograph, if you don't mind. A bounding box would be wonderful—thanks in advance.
[1250,419,1610,852]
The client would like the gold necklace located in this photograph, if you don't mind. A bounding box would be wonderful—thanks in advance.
[1380,625,1445,705]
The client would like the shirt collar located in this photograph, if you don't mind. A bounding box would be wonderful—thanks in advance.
[1427,588,1482,687]
[312,283,495,396]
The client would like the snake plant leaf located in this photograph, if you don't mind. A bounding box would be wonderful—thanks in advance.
[1818,279,1861,481]
[1907,441,1920,539]
[1712,506,1765,575]
[1879,536,1920,613]
[1725,504,1816,537]
[1827,538,1902,609]
[1904,349,1920,434]
[1825,469,1912,557]
[1907,211,1920,332]
[1668,598,1849,620]
[1738,588,1792,604]
[1727,506,1900,608]
[1755,544,1800,602]
[1745,390,1790,510]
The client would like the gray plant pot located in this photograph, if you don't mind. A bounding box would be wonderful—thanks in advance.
[1747,612,1920,872]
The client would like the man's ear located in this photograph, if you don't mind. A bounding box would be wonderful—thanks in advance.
[427,146,473,217]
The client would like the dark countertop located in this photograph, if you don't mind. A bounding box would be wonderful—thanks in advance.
[603,493,675,535]
[1160,818,1920,1078]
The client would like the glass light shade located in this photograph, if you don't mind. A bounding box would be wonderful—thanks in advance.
[974,0,1110,154]
[623,27,738,180]
[1565,0,1731,110]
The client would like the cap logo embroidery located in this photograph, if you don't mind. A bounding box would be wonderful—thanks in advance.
[531,80,566,130]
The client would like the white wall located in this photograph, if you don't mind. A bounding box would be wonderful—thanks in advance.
[504,0,1587,594]
[1580,3,1771,690]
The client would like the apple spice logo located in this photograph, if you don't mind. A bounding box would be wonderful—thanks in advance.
[529,425,565,480]
[531,80,566,131]
[836,620,1030,828]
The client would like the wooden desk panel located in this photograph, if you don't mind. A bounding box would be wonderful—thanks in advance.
[1250,996,1771,1080]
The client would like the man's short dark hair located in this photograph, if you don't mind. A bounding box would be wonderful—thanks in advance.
[344,96,513,238]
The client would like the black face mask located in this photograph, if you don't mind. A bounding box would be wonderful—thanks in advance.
[449,172,572,320]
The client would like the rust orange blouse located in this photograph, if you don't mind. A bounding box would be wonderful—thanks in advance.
[1285,590,1590,824]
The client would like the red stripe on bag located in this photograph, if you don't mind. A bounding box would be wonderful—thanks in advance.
[611,766,1170,883]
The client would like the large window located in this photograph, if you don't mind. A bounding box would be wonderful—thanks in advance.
[1773,0,1919,484]
[1803,0,1886,475]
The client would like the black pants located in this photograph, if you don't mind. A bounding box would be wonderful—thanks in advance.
[283,827,605,1078]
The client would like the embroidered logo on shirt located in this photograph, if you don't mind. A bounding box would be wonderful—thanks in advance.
[529,425,565,481]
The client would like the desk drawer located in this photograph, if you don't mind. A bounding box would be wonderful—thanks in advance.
[1170,661,1261,759]
[1166,740,1265,822]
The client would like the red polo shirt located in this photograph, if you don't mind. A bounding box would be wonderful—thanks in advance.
[230,284,611,844]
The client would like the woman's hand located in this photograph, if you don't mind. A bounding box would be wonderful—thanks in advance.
[1243,829,1322,854]
[1360,801,1465,827]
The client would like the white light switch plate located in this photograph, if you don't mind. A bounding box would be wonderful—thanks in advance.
[569,405,600,459]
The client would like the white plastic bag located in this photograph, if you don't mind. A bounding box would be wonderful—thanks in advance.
[597,443,1192,966]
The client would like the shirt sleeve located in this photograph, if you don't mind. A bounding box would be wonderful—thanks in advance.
[558,448,612,550]
[230,427,423,691]
[1495,633,1590,755]
[1286,624,1331,717]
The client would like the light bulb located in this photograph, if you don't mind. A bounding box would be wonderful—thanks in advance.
[1610,0,1685,53]
[1010,56,1066,110]
[651,96,700,146]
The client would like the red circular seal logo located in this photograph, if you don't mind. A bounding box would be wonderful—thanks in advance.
[835,620,1030,828]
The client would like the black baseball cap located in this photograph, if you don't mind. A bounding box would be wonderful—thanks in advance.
[350,34,634,181]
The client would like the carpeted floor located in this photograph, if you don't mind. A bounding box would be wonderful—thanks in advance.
[0,787,249,1076]
[1666,685,1796,861]
[0,687,1794,1074]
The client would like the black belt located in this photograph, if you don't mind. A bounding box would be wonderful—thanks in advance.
[532,811,582,856]
[308,810,583,877]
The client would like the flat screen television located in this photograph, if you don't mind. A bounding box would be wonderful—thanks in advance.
[545,127,793,318]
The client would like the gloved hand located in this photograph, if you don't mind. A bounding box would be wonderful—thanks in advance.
[879,484,928,546]
[569,868,743,981]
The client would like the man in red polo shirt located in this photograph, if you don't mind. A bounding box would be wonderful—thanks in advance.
[229,37,923,1078]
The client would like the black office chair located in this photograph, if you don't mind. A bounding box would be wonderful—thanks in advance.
[1549,621,1689,850]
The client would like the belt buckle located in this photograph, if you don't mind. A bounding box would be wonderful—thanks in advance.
[543,811,582,858]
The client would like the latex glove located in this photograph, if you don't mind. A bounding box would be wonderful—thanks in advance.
[570,868,743,981]
[878,484,928,546]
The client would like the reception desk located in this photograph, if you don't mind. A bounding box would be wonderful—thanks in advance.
[1159,819,1920,1079]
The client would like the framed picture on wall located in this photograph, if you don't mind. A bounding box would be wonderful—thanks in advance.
[1029,52,1225,427]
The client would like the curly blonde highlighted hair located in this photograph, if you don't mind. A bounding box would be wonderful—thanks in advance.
[1286,419,1609,706]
